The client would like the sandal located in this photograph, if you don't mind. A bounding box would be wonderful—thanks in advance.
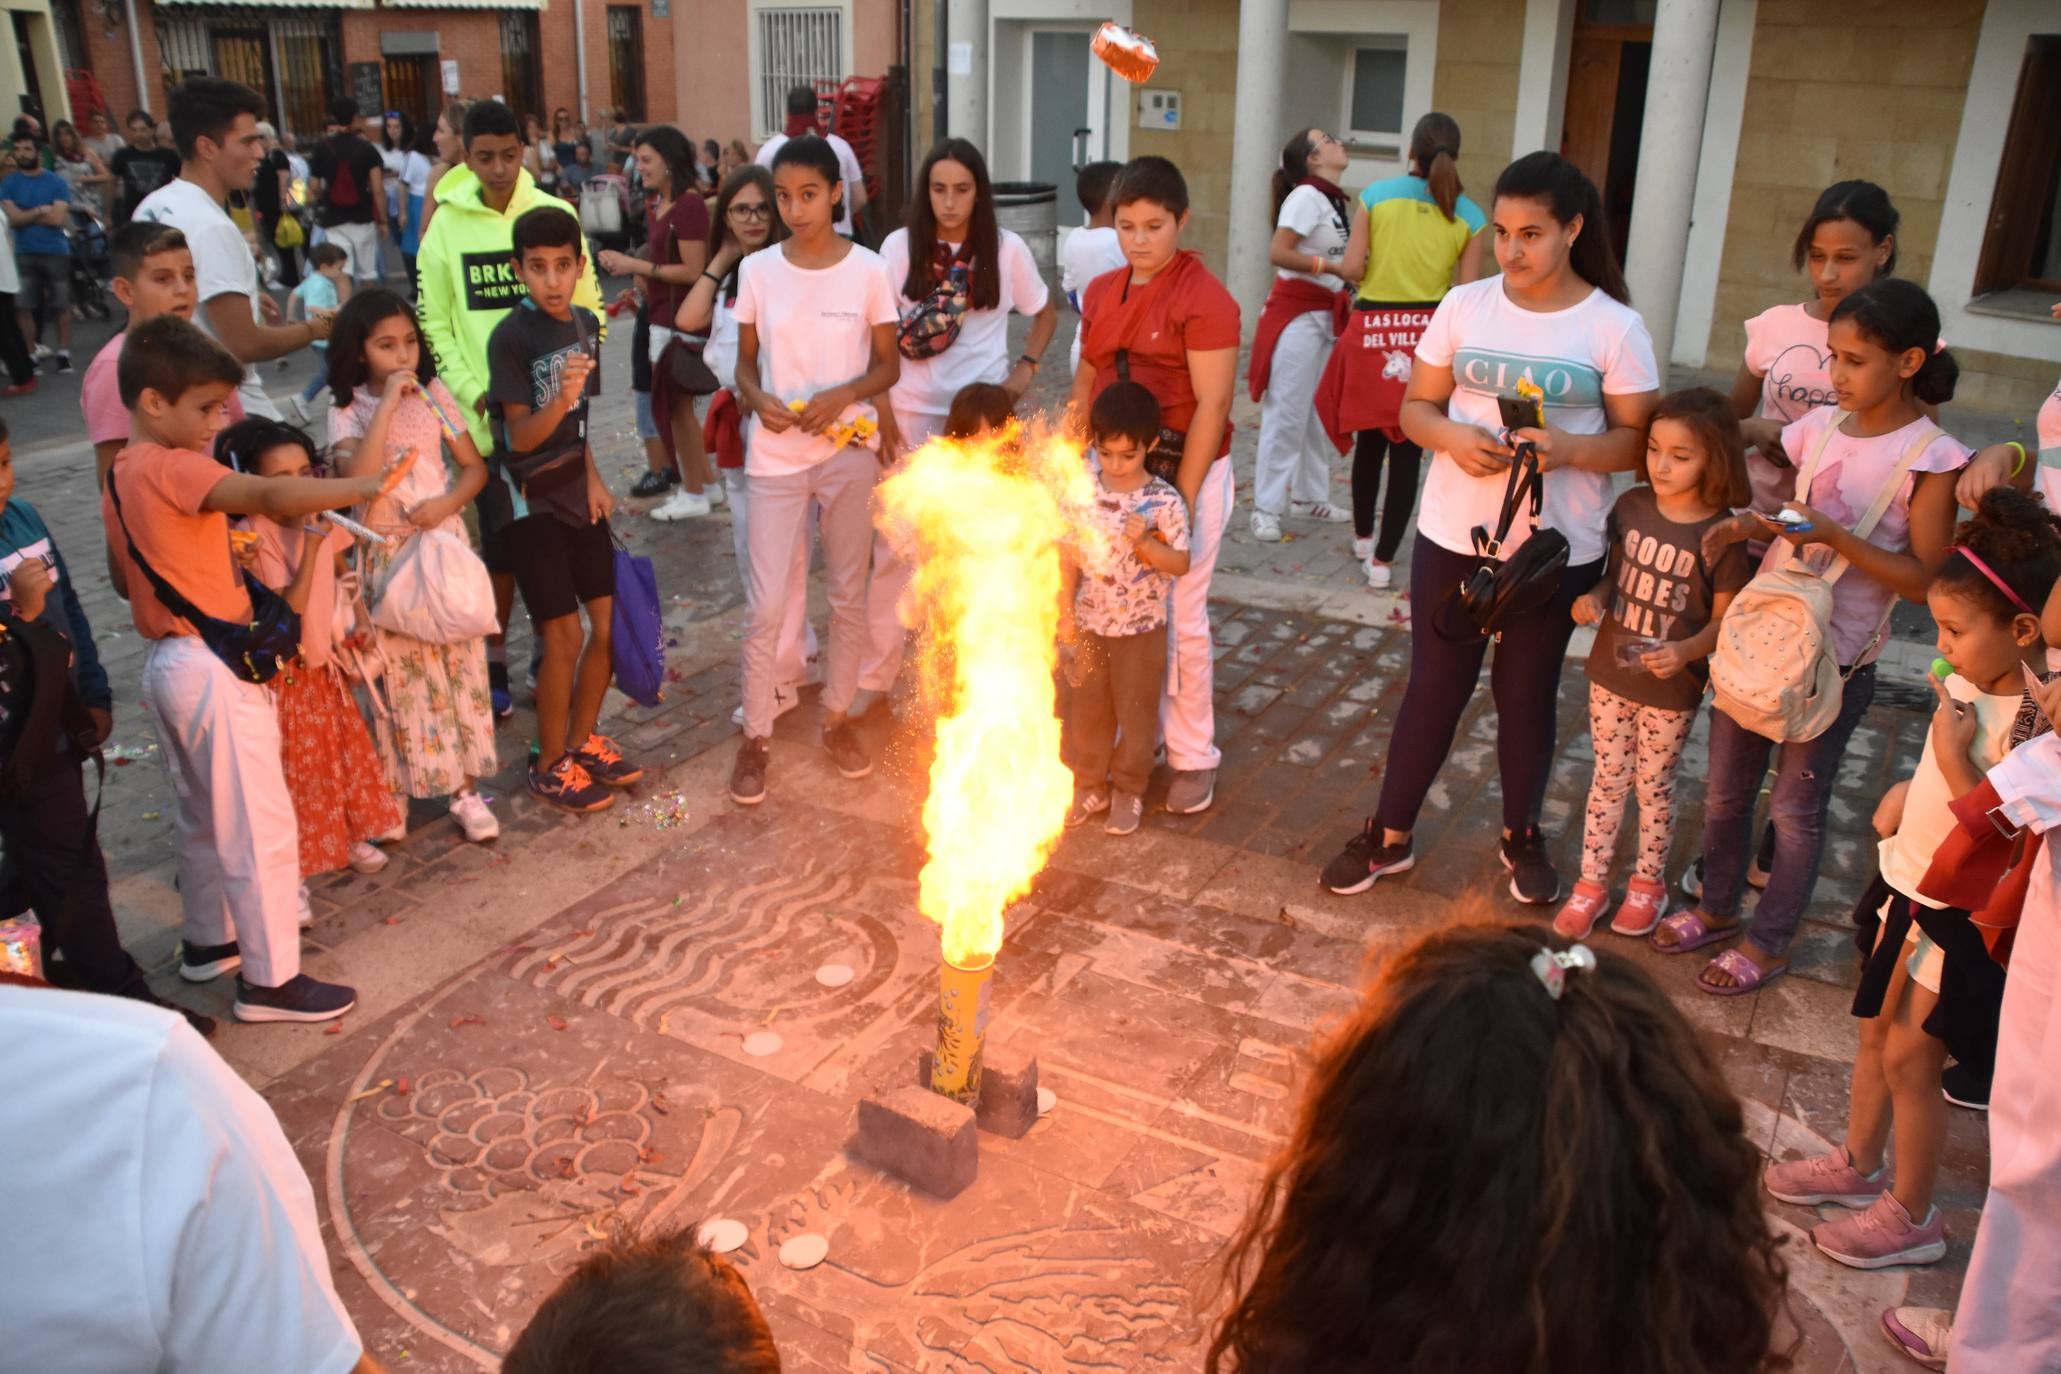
[1652,910,1741,954]
[1699,946,1788,997]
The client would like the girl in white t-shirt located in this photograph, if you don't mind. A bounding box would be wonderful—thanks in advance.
[1320,152,1660,909]
[1249,128,1353,543]
[1727,180,1899,522]
[728,136,900,804]
[861,138,1058,710]
[674,165,821,724]
[1664,279,1970,993]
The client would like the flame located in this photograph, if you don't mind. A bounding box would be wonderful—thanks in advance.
[875,422,1103,967]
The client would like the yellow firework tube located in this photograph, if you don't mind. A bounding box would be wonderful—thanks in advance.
[930,952,994,1104]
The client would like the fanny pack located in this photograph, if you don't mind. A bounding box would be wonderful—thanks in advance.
[1112,347,1187,484]
[1444,442,1569,640]
[106,470,302,684]
[896,244,974,361]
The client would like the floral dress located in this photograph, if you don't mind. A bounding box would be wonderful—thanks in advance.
[330,379,498,798]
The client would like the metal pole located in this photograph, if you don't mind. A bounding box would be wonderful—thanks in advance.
[124,0,148,119]
[573,0,590,124]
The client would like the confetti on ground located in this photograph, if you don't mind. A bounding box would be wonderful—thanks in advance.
[141,811,161,821]
[325,1020,347,1036]
[348,1078,394,1102]
[546,1014,569,1031]
[382,916,403,925]
[448,1014,484,1029]
[617,791,691,832]
[1037,1087,1057,1116]
[778,1233,829,1270]
[813,963,854,988]
[741,1030,783,1057]
[699,1218,747,1253]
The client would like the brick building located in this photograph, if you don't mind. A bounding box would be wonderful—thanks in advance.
[916,0,2061,416]
[44,0,681,145]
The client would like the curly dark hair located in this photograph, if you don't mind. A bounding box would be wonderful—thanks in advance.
[325,287,435,408]
[1208,922,1793,1374]
[1936,486,2061,626]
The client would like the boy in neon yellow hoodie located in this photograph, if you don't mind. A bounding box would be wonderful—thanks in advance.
[417,100,602,716]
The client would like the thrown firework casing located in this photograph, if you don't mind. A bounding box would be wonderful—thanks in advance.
[929,953,994,1104]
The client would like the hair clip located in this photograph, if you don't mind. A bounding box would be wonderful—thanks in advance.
[1531,943,1597,1001]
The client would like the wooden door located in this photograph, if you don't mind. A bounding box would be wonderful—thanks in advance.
[1558,22,1650,266]
[381,55,438,134]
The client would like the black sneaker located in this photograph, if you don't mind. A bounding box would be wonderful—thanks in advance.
[528,755,616,813]
[1942,1061,1990,1112]
[629,468,678,498]
[233,972,357,1023]
[53,350,72,374]
[1320,819,1415,895]
[573,733,644,787]
[1501,826,1562,905]
[824,720,872,779]
[179,939,242,982]
[731,736,769,805]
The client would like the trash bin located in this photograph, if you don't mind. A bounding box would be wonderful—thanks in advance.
[993,181,1058,276]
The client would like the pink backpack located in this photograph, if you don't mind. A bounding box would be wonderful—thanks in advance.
[1708,416,1941,742]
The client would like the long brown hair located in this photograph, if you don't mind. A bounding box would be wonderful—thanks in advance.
[903,137,1001,311]
[1269,128,1320,220]
[1409,111,1464,221]
[1641,386,1753,510]
[1209,922,1792,1374]
[706,164,786,302]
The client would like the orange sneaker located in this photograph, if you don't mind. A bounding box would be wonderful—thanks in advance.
[1610,876,1668,936]
[1553,880,1610,939]
[574,733,644,787]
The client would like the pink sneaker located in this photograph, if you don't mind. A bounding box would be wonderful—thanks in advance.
[1813,1192,1947,1269]
[1880,1306,1950,1369]
[1763,1145,1888,1207]
[1610,876,1668,936]
[1553,880,1610,939]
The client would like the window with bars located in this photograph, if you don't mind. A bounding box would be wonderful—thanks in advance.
[607,7,645,122]
[155,11,338,142]
[755,6,842,138]
[500,11,542,126]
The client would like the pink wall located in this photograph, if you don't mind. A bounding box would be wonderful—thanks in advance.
[673,0,898,148]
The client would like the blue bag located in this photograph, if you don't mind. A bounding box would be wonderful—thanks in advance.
[610,533,666,707]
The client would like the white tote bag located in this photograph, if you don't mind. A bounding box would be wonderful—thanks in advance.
[369,529,499,645]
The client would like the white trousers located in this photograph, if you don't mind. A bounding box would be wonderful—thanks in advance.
[740,446,876,738]
[1251,311,1336,517]
[1950,842,2061,1371]
[324,220,381,283]
[859,408,947,692]
[726,467,819,690]
[1163,458,1232,772]
[141,636,302,986]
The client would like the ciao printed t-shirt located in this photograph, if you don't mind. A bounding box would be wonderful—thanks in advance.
[1740,303,1837,515]
[1584,486,1752,711]
[1412,277,1660,567]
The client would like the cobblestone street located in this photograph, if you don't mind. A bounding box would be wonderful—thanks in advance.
[3,290,1997,1371]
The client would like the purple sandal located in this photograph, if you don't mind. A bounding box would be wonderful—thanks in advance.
[1699,946,1788,997]
[1653,910,1741,954]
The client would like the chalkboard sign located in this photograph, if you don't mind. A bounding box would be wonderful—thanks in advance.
[349,62,383,120]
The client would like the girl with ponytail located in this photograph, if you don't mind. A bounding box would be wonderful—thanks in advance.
[1320,112,1487,588]
[1673,276,1974,996]
[1319,149,1660,911]
[1247,127,1353,544]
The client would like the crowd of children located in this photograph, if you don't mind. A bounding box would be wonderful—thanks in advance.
[5,70,2060,1367]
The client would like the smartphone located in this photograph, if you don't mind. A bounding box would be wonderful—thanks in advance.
[1767,508,1815,534]
[1497,394,1543,433]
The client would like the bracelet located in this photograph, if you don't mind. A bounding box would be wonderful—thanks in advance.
[701,270,722,287]
[1016,354,1040,371]
[2006,440,2028,479]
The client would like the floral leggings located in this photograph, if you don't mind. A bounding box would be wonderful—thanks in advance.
[1581,681,1697,886]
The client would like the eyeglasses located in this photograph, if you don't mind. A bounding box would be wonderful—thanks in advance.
[729,203,771,221]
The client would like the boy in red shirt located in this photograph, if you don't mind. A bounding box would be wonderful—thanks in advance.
[101,314,412,1023]
[1068,156,1240,816]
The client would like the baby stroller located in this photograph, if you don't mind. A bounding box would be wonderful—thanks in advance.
[68,208,111,321]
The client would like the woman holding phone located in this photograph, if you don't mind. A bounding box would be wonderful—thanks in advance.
[1320,151,1659,906]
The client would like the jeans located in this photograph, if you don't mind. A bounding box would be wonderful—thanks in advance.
[1374,534,1604,834]
[1699,664,1877,955]
[299,356,329,404]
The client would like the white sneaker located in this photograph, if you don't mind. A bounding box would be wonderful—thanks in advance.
[731,682,804,727]
[1249,510,1284,542]
[348,839,389,874]
[1365,558,1393,590]
[650,488,713,522]
[706,479,729,507]
[297,883,315,928]
[449,790,500,843]
[373,797,409,844]
[30,344,50,362]
[1351,536,1374,561]
[1293,499,1351,523]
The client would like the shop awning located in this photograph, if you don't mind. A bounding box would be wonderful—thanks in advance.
[384,0,544,8]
